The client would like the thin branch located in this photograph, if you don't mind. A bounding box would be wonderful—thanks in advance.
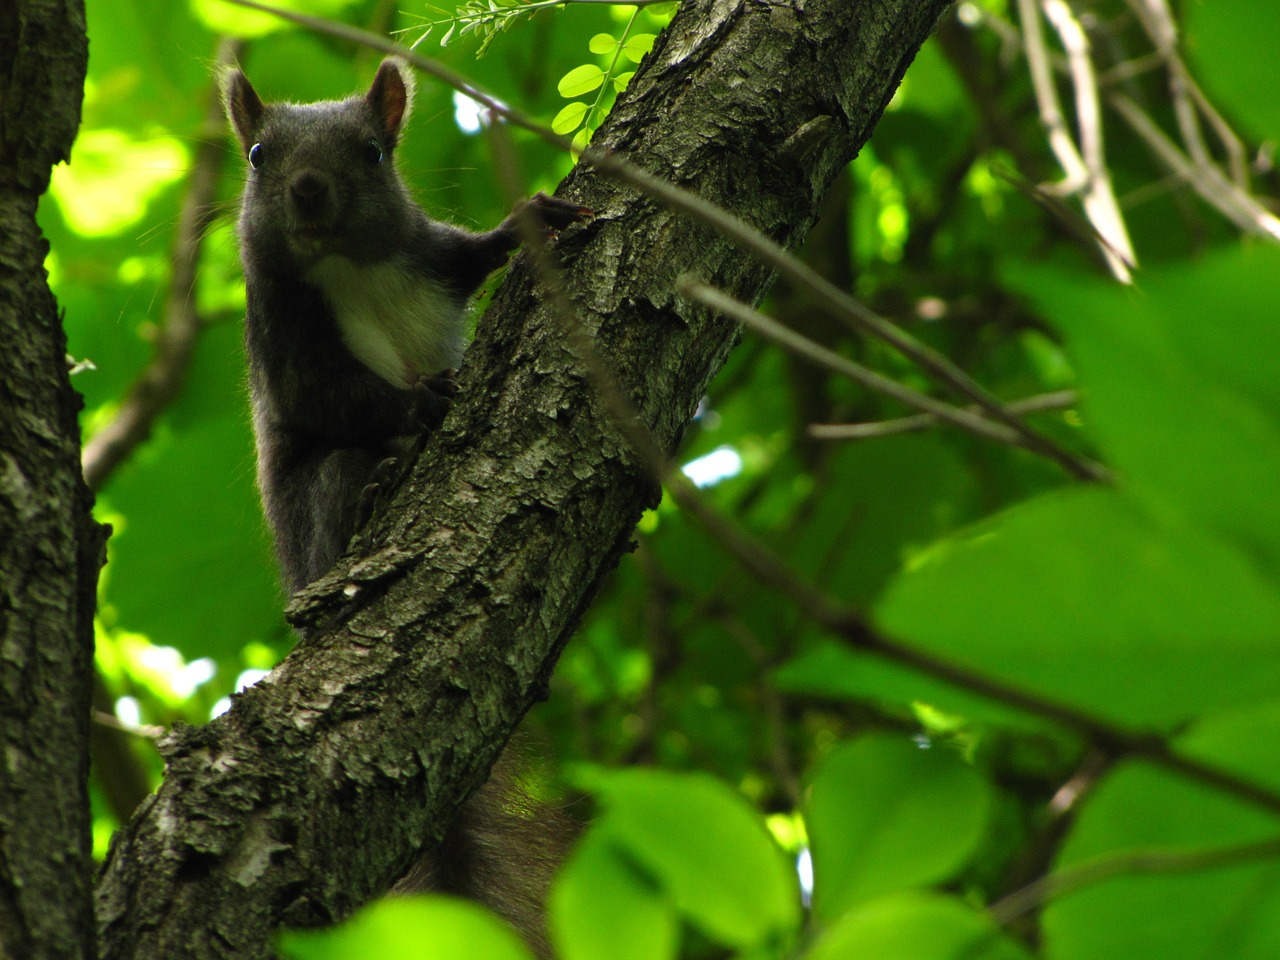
[80,39,242,492]
[1017,0,1089,194]
[1109,92,1280,241]
[1127,0,1249,190]
[1042,0,1135,282]
[809,389,1077,441]
[990,835,1280,925]
[680,280,1027,447]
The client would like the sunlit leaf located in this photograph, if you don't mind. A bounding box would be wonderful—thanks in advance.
[1042,761,1280,960]
[279,897,532,960]
[580,768,801,950]
[551,831,678,960]
[808,734,993,922]
[552,102,590,135]
[589,32,617,54]
[622,33,656,63]
[557,64,606,98]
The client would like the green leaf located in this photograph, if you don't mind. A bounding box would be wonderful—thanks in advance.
[622,33,656,63]
[613,71,635,92]
[551,102,589,135]
[876,488,1280,728]
[1016,248,1280,578]
[279,897,533,960]
[557,64,605,98]
[588,32,617,55]
[1041,762,1280,960]
[1187,0,1280,137]
[581,768,801,950]
[808,734,993,922]
[807,892,1035,960]
[550,831,678,960]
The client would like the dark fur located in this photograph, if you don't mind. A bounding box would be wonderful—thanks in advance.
[222,58,584,951]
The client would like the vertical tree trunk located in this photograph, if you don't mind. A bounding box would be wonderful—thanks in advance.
[0,3,103,959]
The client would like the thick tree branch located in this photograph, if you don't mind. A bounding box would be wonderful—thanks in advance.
[0,3,103,959]
[94,1,951,956]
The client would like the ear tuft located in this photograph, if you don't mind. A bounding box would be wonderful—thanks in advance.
[218,64,265,152]
[366,57,415,149]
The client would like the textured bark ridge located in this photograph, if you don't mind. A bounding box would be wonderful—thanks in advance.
[95,1,951,956]
[0,3,101,960]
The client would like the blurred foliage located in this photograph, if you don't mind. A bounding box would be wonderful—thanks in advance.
[49,0,1280,957]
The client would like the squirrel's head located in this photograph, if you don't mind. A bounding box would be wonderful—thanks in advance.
[220,59,420,263]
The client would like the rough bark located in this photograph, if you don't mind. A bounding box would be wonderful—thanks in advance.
[94,0,950,956]
[0,3,103,959]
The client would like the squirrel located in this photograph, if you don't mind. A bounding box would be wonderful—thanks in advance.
[220,58,587,952]
[220,57,589,592]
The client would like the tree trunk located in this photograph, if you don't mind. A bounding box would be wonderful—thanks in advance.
[94,0,951,956]
[0,3,102,960]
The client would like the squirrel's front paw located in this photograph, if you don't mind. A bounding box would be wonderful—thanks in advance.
[412,368,459,430]
[523,192,595,233]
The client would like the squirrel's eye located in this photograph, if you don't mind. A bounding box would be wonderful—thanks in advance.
[363,138,384,164]
[248,143,264,168]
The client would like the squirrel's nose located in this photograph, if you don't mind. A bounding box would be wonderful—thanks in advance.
[288,170,335,226]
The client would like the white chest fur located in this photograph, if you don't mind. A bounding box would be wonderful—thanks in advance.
[306,256,465,389]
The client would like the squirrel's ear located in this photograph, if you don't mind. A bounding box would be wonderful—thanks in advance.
[367,57,415,148]
[219,66,265,151]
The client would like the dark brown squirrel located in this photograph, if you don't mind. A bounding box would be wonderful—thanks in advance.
[220,58,587,952]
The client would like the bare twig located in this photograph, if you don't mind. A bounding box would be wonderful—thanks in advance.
[81,38,243,492]
[1127,0,1249,190]
[1017,0,1089,193]
[1041,0,1135,282]
[681,281,1028,447]
[809,389,1077,441]
[1109,92,1280,241]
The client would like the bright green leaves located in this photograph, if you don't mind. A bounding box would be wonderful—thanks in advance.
[809,893,1034,960]
[552,64,607,138]
[877,487,1280,728]
[852,244,1280,953]
[808,735,993,922]
[551,102,591,137]
[552,12,664,146]
[279,898,532,960]
[557,768,801,954]
[873,247,1280,731]
[190,0,360,39]
[554,743,1000,959]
